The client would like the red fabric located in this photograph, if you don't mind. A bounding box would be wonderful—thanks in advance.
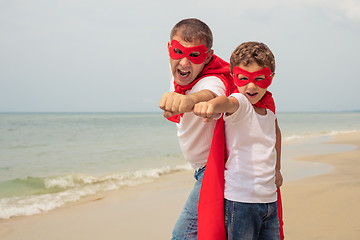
[165,55,284,239]
[197,57,235,240]
[199,90,284,240]
[277,188,285,240]
[233,89,276,114]
[165,54,235,239]
[257,91,284,239]
[166,77,203,123]
[232,66,272,89]
[169,39,208,64]
[255,91,276,114]
[198,118,227,240]
[167,55,235,123]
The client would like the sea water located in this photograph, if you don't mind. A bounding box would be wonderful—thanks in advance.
[0,112,359,219]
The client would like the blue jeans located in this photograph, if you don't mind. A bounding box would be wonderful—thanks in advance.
[171,166,205,240]
[225,199,280,240]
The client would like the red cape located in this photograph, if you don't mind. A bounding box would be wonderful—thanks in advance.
[165,55,284,239]
[198,87,284,240]
[167,55,235,123]
[197,56,234,240]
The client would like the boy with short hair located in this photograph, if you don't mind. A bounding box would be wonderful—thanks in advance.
[194,41,283,239]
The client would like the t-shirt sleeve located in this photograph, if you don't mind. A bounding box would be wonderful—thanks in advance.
[169,73,175,92]
[224,93,252,123]
[190,76,226,96]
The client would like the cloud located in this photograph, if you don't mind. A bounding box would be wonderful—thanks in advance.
[196,0,360,23]
[0,0,359,112]
[284,0,360,22]
[338,0,360,21]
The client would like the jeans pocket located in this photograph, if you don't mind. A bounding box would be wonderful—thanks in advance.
[194,165,206,180]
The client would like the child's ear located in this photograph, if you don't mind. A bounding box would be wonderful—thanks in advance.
[271,73,276,79]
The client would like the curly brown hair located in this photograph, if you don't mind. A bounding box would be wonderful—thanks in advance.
[230,42,275,74]
[170,18,213,50]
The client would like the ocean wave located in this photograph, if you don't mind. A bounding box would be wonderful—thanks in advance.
[0,164,192,219]
[283,134,306,142]
[327,130,357,136]
[283,129,358,144]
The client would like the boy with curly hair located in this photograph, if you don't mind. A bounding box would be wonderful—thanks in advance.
[194,41,283,240]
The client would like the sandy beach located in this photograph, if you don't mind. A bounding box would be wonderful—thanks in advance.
[282,131,360,239]
[1,131,359,240]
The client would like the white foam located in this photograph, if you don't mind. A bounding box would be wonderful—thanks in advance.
[44,175,75,189]
[328,129,357,136]
[283,134,306,142]
[0,164,192,219]
[283,129,358,144]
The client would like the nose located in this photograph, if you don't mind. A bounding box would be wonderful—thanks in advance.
[179,57,191,67]
[246,82,258,90]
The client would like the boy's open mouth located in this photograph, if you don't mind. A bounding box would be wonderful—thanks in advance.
[178,69,190,78]
[247,92,258,97]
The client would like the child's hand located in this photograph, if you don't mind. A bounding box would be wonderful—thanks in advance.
[193,102,215,122]
[275,169,283,188]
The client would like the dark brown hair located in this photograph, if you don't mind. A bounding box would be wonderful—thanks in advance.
[170,18,213,50]
[230,41,275,73]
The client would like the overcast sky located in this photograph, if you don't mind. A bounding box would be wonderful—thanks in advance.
[1,0,359,113]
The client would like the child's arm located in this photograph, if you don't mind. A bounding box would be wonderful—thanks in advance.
[275,119,283,188]
[159,90,217,118]
[193,95,239,121]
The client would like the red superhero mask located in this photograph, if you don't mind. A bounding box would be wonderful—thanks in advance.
[232,66,273,89]
[168,39,208,64]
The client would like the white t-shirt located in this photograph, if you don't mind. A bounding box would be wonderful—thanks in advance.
[224,93,277,203]
[169,76,226,169]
